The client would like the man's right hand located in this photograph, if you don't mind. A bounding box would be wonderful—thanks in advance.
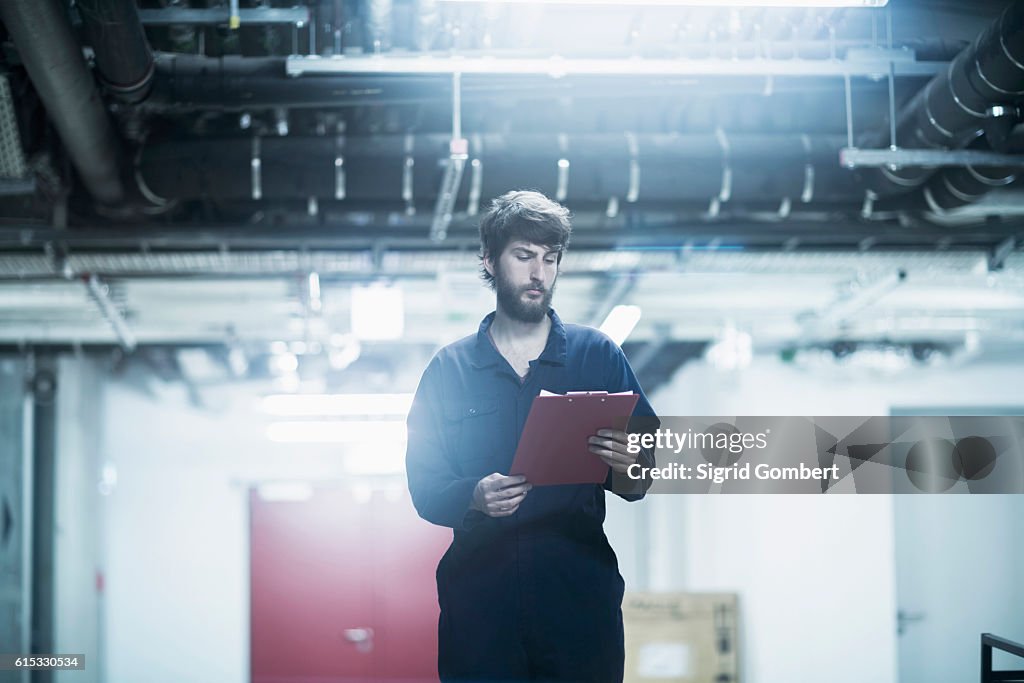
[471,473,533,517]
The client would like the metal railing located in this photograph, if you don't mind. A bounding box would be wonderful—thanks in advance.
[982,634,1024,683]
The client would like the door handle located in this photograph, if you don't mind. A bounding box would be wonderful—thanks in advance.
[343,627,374,653]
[897,609,926,636]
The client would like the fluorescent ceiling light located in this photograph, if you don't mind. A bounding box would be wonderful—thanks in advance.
[437,0,887,6]
[351,284,404,341]
[266,420,407,443]
[257,482,315,502]
[600,305,642,346]
[345,444,407,476]
[261,393,414,417]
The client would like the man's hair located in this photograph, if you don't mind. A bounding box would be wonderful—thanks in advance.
[478,190,572,289]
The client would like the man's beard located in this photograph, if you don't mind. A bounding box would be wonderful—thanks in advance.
[494,265,555,324]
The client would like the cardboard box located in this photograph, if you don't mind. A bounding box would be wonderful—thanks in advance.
[623,592,739,683]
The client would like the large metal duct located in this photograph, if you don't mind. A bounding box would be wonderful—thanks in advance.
[143,53,878,112]
[0,0,125,203]
[862,0,1024,198]
[874,132,1022,214]
[920,140,1017,213]
[137,133,856,206]
[77,0,155,103]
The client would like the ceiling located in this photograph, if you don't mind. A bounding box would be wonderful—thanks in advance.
[0,0,1022,389]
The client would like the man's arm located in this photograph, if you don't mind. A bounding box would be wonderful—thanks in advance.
[406,355,536,527]
[405,355,482,529]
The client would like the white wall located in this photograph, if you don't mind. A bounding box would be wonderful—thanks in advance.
[98,374,365,683]
[646,353,1024,683]
[85,352,1024,683]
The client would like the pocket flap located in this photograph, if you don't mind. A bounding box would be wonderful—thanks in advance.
[443,398,499,421]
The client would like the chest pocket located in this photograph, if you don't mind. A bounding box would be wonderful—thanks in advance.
[443,398,502,475]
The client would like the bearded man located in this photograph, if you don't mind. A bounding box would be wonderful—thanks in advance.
[405,190,659,683]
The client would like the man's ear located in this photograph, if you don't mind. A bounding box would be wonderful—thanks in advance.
[482,251,495,278]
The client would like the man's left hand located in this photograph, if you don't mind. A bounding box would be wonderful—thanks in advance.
[588,429,636,474]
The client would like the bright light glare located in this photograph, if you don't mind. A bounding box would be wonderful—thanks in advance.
[705,327,753,371]
[346,444,407,475]
[261,393,414,416]
[599,305,642,345]
[351,284,404,341]
[269,351,299,374]
[437,0,887,6]
[266,420,407,443]
[257,482,315,502]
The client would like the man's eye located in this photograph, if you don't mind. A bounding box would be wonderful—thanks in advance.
[517,256,530,261]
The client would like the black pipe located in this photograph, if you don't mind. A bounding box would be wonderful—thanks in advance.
[77,0,155,103]
[874,135,1019,214]
[922,142,1017,213]
[145,54,451,110]
[137,133,857,204]
[0,0,125,204]
[862,0,1024,198]
[142,53,884,112]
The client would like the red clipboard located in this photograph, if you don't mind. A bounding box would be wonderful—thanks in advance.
[509,390,640,486]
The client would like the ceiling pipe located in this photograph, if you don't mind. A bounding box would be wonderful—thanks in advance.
[860,0,1024,199]
[77,0,155,103]
[136,133,857,205]
[144,54,449,111]
[920,138,1017,214]
[0,0,125,204]
[874,133,1020,215]
[142,54,900,112]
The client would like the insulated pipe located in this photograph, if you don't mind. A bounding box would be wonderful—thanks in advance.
[0,0,125,203]
[874,136,1019,214]
[146,54,447,110]
[136,133,857,204]
[862,0,1024,198]
[922,140,1017,213]
[143,54,881,112]
[77,0,154,103]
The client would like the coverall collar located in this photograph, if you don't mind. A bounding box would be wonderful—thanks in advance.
[471,307,567,369]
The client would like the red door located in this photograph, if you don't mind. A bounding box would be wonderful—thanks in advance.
[250,484,450,682]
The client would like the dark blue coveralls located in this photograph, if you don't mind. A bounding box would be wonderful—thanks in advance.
[406,308,659,683]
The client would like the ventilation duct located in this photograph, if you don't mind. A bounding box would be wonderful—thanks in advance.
[0,0,125,203]
[77,0,154,103]
[136,133,856,206]
[861,1,1024,199]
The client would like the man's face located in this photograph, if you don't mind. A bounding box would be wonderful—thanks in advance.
[487,240,560,323]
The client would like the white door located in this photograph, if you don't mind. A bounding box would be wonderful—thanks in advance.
[894,483,1024,682]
